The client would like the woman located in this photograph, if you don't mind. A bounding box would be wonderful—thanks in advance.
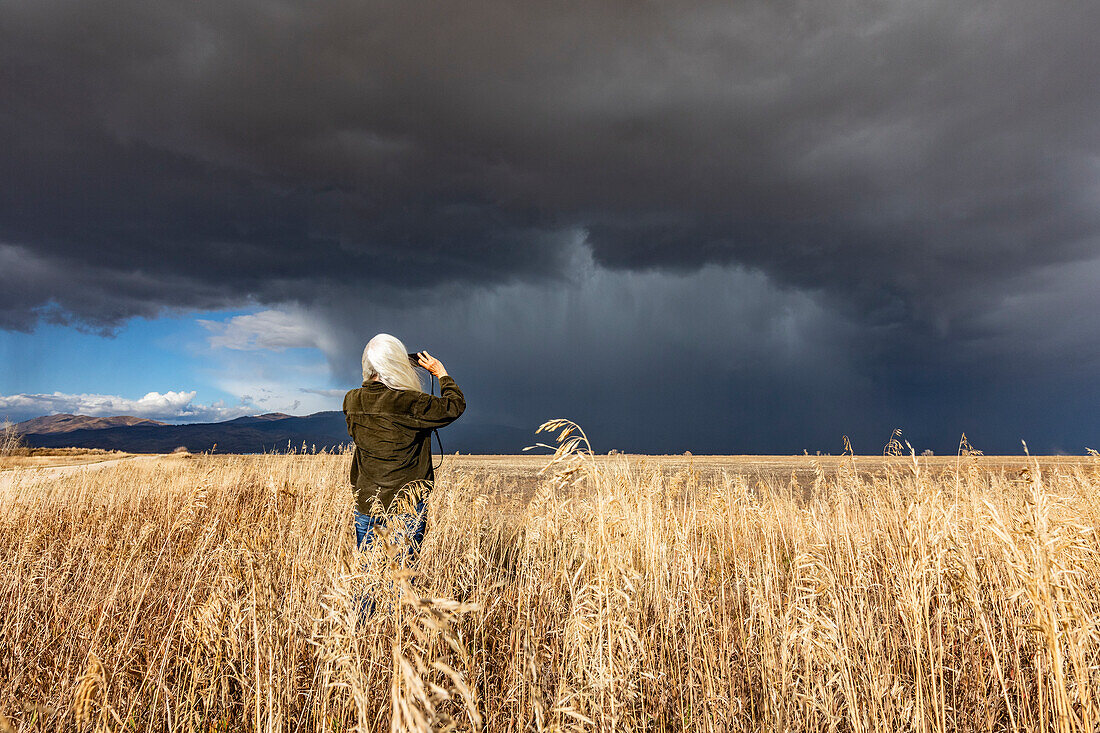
[342,333,465,561]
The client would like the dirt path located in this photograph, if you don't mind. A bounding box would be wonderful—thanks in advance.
[0,454,166,490]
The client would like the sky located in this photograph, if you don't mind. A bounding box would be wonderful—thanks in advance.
[2,0,1099,454]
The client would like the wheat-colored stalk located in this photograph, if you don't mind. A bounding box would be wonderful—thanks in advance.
[72,652,105,726]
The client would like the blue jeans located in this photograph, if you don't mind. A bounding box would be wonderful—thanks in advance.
[353,501,427,619]
[353,500,428,561]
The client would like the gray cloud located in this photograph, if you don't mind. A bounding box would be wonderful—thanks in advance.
[2,0,1099,450]
[200,308,334,351]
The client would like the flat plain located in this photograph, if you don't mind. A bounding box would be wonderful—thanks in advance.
[1,437,1098,731]
[444,452,1097,500]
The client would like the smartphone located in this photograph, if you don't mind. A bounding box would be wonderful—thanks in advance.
[407,352,422,368]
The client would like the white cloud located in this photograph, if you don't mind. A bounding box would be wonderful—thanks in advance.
[192,309,348,416]
[199,309,333,352]
[0,390,255,423]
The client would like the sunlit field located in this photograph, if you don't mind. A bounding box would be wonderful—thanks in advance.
[1,423,1098,731]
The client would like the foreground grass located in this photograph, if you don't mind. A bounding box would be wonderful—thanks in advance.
[1,425,1098,732]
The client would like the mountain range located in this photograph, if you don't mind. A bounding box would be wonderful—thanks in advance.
[14,414,167,433]
[14,412,532,454]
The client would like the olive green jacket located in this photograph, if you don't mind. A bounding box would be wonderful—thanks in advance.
[343,375,465,514]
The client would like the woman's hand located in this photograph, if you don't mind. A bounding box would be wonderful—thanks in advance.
[416,351,448,378]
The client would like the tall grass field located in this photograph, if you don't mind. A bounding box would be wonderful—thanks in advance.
[1,422,1098,731]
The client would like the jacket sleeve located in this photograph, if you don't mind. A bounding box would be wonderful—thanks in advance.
[342,391,355,438]
[398,376,466,430]
[342,391,359,487]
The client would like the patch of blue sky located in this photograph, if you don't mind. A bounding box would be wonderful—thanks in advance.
[1,313,209,397]
[0,308,342,416]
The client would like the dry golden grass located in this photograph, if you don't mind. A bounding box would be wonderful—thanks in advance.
[0,425,136,471]
[0,450,135,471]
[0,421,29,462]
[0,422,1098,731]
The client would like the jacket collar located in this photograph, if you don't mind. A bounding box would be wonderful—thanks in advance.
[362,379,387,388]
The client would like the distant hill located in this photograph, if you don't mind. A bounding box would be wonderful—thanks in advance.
[221,413,294,424]
[19,411,533,454]
[13,413,166,434]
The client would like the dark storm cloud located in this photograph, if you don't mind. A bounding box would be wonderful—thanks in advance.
[311,260,877,453]
[2,0,1099,449]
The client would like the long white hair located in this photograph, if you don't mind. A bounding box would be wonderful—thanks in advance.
[362,333,424,392]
